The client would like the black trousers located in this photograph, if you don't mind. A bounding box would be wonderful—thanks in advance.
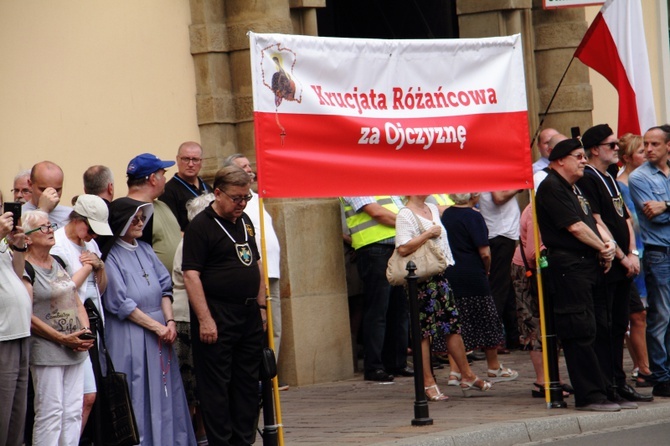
[593,275,632,390]
[547,250,609,406]
[488,235,519,347]
[192,300,264,446]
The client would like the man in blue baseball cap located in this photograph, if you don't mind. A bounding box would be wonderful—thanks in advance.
[126,153,176,179]
[101,153,182,271]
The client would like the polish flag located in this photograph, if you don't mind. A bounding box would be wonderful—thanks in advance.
[575,0,656,136]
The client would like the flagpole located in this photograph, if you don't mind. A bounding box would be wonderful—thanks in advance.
[258,196,285,445]
[530,57,575,148]
[529,189,567,408]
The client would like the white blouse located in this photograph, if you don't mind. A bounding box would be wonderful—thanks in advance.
[394,203,455,267]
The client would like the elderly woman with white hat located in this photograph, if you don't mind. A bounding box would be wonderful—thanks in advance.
[51,194,113,438]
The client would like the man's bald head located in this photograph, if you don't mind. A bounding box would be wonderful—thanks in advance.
[547,134,568,153]
[29,161,65,206]
[538,128,560,158]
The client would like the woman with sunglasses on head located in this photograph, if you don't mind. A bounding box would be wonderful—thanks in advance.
[51,194,113,440]
[102,197,195,445]
[22,210,94,446]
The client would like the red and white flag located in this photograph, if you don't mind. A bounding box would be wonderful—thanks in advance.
[575,0,656,136]
[249,33,532,198]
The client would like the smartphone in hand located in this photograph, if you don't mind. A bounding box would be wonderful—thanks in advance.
[3,202,22,228]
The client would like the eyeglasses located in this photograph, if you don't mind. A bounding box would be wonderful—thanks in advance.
[131,215,148,226]
[179,157,202,165]
[11,188,31,195]
[218,189,252,204]
[599,142,618,150]
[25,223,57,235]
[567,153,586,160]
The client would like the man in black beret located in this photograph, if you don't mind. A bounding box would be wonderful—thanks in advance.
[537,138,620,411]
[578,125,652,405]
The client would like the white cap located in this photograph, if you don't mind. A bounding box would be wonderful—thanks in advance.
[73,195,113,236]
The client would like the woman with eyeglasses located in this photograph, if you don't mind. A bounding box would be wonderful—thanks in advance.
[50,194,112,440]
[102,197,195,445]
[617,133,652,387]
[22,210,95,445]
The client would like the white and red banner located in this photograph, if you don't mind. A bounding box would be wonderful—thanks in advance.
[249,33,532,198]
[575,0,656,136]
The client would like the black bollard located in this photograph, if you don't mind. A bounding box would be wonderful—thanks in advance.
[261,378,279,446]
[538,257,567,408]
[406,261,433,426]
[260,347,279,446]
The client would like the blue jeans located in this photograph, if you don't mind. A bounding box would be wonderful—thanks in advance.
[644,250,670,383]
[356,243,409,373]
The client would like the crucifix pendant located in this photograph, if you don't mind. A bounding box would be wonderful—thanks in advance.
[142,271,150,286]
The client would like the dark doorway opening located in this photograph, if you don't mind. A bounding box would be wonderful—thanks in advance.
[316,0,459,39]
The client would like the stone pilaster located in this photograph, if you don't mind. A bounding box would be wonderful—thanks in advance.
[531,0,593,136]
[457,0,594,156]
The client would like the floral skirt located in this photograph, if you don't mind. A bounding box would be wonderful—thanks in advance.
[511,263,542,351]
[416,272,461,353]
[452,293,504,351]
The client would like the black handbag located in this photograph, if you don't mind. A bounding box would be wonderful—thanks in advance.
[97,316,140,446]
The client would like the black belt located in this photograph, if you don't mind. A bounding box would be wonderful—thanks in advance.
[209,297,258,307]
[547,247,595,258]
[644,244,670,254]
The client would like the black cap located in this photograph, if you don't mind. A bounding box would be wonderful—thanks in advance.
[581,124,614,149]
[549,138,583,161]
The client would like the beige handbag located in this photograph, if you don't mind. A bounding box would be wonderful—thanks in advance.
[386,209,448,286]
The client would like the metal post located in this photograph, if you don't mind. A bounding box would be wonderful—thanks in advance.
[261,376,279,446]
[406,261,433,426]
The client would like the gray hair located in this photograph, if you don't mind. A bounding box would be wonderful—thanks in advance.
[223,153,246,167]
[186,193,215,222]
[22,210,49,233]
[14,169,30,183]
[83,165,114,195]
[449,193,472,205]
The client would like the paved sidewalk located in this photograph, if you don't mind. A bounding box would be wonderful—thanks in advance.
[261,350,669,445]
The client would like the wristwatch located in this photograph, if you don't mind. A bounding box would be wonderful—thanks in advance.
[665,201,670,211]
[630,249,640,256]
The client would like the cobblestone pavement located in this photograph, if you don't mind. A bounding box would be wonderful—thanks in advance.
[257,350,668,445]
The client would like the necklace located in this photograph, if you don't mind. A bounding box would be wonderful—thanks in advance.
[134,252,150,286]
[173,174,210,197]
[158,339,172,397]
[214,217,254,266]
[584,165,625,217]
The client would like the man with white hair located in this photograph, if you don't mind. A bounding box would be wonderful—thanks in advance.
[12,170,32,204]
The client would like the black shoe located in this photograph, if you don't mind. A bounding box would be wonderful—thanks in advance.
[652,381,670,397]
[390,366,414,377]
[467,350,486,361]
[618,383,654,402]
[364,369,394,382]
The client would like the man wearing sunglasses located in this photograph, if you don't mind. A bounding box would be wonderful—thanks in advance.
[536,138,619,412]
[577,124,651,405]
